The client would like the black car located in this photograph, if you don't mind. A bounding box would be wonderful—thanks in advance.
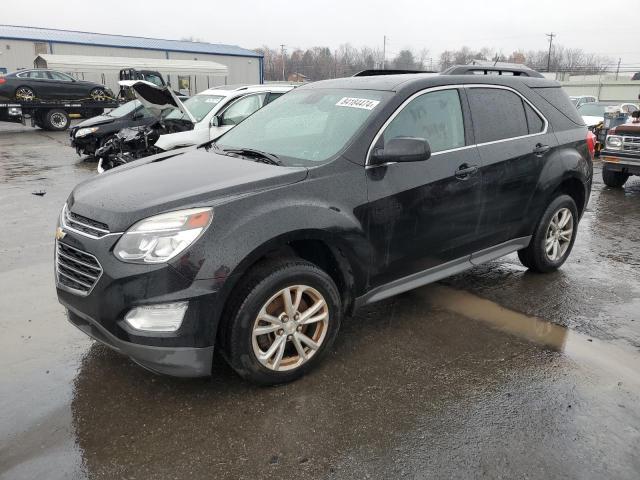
[0,69,113,101]
[55,73,593,385]
[70,100,156,156]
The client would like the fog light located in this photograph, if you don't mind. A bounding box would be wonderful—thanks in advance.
[124,302,188,332]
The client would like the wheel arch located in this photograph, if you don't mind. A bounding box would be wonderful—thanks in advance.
[211,229,366,347]
[553,175,588,218]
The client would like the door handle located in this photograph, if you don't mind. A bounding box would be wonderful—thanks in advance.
[533,143,551,156]
[455,164,479,180]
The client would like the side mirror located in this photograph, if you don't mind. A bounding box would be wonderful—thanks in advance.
[370,137,431,165]
[211,115,222,127]
[132,113,144,120]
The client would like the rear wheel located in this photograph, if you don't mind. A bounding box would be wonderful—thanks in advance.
[222,258,341,385]
[15,86,36,101]
[602,166,629,188]
[42,109,70,131]
[518,195,578,273]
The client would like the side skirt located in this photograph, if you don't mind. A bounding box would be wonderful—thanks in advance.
[355,236,531,308]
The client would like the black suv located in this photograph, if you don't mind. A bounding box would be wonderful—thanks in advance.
[55,74,593,385]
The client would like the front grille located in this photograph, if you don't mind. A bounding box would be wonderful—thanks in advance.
[56,242,103,296]
[622,136,640,153]
[62,205,110,238]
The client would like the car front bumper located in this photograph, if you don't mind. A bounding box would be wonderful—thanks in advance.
[66,307,214,377]
[56,229,222,377]
[69,133,99,155]
[601,150,640,175]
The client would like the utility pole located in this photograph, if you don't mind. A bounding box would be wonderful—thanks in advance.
[280,44,286,81]
[382,35,387,69]
[615,58,621,80]
[545,33,555,73]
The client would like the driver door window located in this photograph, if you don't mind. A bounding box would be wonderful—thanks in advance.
[382,89,465,153]
[221,93,267,126]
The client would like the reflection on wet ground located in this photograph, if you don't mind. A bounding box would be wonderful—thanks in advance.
[1,125,639,479]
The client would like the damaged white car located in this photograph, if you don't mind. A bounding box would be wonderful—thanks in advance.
[96,80,296,172]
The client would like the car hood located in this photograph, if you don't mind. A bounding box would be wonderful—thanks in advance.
[582,115,603,127]
[119,80,196,124]
[67,148,308,231]
[74,114,115,129]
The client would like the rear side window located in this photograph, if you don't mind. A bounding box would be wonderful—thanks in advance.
[524,102,544,133]
[467,88,528,143]
[533,87,584,125]
[383,89,465,153]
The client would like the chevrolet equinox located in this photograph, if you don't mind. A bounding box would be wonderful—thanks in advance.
[55,74,593,385]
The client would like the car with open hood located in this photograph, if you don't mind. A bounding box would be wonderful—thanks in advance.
[56,73,593,385]
[121,80,297,152]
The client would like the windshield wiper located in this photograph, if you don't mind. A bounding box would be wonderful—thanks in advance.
[220,148,283,166]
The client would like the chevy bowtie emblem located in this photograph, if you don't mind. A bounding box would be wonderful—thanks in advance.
[55,227,66,240]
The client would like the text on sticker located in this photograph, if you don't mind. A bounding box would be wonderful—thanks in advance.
[336,97,380,110]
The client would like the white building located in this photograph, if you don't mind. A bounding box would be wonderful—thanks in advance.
[0,25,264,94]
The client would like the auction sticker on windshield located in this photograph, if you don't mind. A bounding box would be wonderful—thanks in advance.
[336,97,380,110]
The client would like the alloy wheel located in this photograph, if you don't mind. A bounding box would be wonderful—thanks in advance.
[251,285,329,372]
[90,89,108,101]
[544,207,574,261]
[16,87,35,101]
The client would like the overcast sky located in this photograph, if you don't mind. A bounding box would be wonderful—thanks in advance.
[3,0,639,68]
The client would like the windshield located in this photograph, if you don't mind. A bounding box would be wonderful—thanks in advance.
[165,94,224,122]
[578,104,607,117]
[217,88,391,165]
[107,100,142,117]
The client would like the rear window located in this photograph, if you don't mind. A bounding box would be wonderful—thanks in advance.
[524,102,545,133]
[533,87,584,126]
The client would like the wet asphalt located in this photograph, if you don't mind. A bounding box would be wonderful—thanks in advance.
[0,122,639,479]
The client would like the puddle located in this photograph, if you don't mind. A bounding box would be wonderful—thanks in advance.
[419,284,640,386]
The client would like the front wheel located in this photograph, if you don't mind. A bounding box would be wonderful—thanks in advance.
[602,166,629,188]
[518,195,578,273]
[90,88,110,102]
[222,258,342,385]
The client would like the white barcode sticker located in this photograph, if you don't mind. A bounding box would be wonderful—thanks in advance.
[336,97,380,110]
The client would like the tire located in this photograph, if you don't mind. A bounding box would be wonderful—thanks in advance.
[602,166,629,188]
[89,88,109,102]
[518,194,578,273]
[42,109,70,131]
[15,86,36,101]
[222,258,342,385]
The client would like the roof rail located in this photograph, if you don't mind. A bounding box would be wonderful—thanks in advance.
[441,64,544,78]
[353,69,436,77]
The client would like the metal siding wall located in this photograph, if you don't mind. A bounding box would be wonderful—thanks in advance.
[166,51,260,88]
[561,81,640,103]
[0,39,261,93]
[0,39,41,72]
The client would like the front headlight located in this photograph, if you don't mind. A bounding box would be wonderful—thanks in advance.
[75,127,99,138]
[605,135,622,150]
[114,207,213,264]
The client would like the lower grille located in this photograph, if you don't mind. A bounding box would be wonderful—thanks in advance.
[56,242,103,296]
